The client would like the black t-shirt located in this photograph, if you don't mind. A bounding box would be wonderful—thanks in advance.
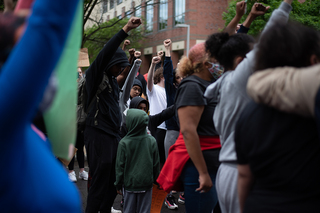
[235,101,320,213]
[175,75,218,136]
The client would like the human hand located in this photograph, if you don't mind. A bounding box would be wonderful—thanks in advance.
[250,3,270,17]
[117,190,123,195]
[134,51,141,58]
[152,56,161,64]
[196,173,213,193]
[236,1,246,17]
[164,39,172,48]
[157,51,164,58]
[124,40,130,46]
[284,0,294,5]
[129,48,135,57]
[123,17,142,33]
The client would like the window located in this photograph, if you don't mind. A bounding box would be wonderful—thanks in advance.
[135,5,141,17]
[158,0,168,30]
[125,10,131,17]
[110,0,114,9]
[174,0,185,25]
[103,0,108,13]
[146,0,154,33]
[117,0,122,5]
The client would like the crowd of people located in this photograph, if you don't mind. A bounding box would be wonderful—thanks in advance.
[1,0,320,212]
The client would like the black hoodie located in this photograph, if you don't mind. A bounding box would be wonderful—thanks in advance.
[85,30,130,137]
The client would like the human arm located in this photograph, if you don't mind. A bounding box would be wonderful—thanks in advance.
[117,48,136,87]
[4,0,15,13]
[178,105,212,192]
[238,164,254,213]
[224,1,246,35]
[242,3,270,29]
[0,0,79,135]
[147,56,161,92]
[85,17,141,99]
[232,0,292,92]
[163,39,175,102]
[119,59,142,106]
[247,64,320,117]
[149,105,175,128]
[155,51,164,70]
[122,39,130,51]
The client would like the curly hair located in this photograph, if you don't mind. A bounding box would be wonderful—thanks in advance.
[206,32,255,71]
[178,43,208,78]
[154,67,164,84]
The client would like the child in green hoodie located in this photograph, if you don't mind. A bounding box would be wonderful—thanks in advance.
[115,108,160,213]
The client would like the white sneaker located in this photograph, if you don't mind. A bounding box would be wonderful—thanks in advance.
[111,207,122,213]
[68,171,77,182]
[79,170,88,181]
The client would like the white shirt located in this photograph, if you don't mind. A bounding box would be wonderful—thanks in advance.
[147,84,167,130]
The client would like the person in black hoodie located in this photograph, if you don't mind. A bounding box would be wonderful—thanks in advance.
[84,17,141,213]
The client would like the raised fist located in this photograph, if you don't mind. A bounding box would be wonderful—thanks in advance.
[129,48,135,56]
[157,51,164,58]
[124,40,130,46]
[152,56,161,64]
[134,51,141,58]
[164,39,172,47]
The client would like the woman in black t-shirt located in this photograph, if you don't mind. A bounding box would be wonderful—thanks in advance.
[158,42,223,213]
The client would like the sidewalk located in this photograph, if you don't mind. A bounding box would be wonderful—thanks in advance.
[73,159,186,213]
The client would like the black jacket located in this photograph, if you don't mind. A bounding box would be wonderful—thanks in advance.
[85,29,130,137]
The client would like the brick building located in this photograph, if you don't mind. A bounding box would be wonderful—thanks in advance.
[90,0,230,74]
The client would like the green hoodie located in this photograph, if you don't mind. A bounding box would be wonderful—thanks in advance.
[114,109,160,191]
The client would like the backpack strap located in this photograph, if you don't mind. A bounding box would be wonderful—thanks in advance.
[92,72,113,126]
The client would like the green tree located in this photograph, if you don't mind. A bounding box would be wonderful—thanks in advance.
[83,17,145,64]
[223,0,320,36]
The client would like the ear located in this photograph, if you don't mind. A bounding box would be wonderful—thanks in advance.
[233,56,244,70]
[310,54,320,65]
[204,61,211,69]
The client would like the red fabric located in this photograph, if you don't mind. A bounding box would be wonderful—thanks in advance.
[143,73,148,82]
[157,133,220,193]
[14,0,34,13]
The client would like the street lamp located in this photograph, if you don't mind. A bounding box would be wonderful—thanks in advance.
[175,24,190,57]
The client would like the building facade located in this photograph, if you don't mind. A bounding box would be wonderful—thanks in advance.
[88,0,229,74]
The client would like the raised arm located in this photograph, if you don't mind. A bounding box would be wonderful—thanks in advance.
[120,59,142,107]
[117,48,136,87]
[85,17,141,99]
[224,1,246,35]
[147,56,161,92]
[0,0,79,133]
[122,39,130,51]
[232,0,292,91]
[242,3,270,29]
[247,64,320,117]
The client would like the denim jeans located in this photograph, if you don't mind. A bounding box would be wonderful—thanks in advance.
[181,160,218,213]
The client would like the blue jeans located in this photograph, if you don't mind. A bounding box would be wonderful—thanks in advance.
[181,160,218,213]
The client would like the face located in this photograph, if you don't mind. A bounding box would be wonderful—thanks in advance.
[137,103,147,113]
[109,64,124,77]
[175,74,182,85]
[130,85,141,98]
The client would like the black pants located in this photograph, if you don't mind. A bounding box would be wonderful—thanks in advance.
[68,130,85,170]
[84,126,118,213]
[156,128,166,165]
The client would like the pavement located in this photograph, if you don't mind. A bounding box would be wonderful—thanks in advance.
[73,160,186,213]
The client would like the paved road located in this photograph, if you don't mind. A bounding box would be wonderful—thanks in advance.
[73,161,185,213]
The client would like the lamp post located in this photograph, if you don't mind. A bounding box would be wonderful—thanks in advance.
[175,24,190,57]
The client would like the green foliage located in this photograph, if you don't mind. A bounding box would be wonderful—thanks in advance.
[223,0,320,36]
[83,17,145,64]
